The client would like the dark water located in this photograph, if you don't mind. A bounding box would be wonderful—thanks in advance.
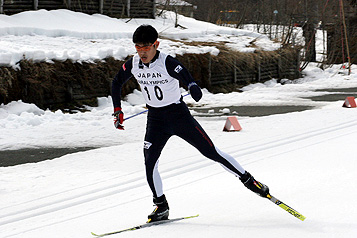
[0,147,95,167]
[193,105,314,117]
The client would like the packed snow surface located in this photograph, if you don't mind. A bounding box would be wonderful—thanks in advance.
[1,9,357,238]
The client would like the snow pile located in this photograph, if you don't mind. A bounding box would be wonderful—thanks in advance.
[0,100,45,118]
[0,9,280,68]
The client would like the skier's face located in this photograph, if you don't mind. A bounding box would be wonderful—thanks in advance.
[135,40,159,64]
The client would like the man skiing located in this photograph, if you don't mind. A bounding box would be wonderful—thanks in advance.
[112,24,269,223]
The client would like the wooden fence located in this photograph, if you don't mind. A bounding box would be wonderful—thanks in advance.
[210,52,300,86]
[0,48,301,109]
[177,48,301,90]
[0,0,155,18]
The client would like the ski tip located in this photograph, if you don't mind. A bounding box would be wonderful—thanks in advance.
[298,214,306,221]
[267,194,306,221]
[91,232,100,237]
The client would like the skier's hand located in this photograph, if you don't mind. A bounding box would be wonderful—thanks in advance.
[188,82,202,102]
[112,107,124,130]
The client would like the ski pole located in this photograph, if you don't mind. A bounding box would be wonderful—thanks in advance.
[124,108,148,121]
[124,93,190,121]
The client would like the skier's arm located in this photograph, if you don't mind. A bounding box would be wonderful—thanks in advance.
[112,58,133,108]
[112,58,134,129]
[165,56,202,102]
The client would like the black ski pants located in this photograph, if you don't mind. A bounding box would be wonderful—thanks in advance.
[144,99,245,198]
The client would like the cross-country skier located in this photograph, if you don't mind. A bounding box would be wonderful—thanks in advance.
[112,24,269,222]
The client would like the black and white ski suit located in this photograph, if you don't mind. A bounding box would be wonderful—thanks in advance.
[112,51,246,198]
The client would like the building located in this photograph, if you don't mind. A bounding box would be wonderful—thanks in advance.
[0,0,155,18]
[156,0,195,18]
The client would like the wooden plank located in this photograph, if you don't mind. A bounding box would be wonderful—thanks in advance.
[129,0,154,18]
[69,0,99,14]
[103,0,126,17]
[38,0,65,9]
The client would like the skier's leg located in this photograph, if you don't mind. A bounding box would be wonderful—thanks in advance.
[144,129,170,198]
[175,111,245,177]
[178,121,269,197]
[173,103,269,197]
[144,112,171,222]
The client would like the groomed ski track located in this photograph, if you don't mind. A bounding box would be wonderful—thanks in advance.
[1,108,357,238]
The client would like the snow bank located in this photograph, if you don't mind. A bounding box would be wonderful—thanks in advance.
[0,9,280,67]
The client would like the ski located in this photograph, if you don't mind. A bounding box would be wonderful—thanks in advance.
[267,194,306,221]
[91,214,199,237]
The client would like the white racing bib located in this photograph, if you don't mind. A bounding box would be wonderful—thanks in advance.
[131,53,182,107]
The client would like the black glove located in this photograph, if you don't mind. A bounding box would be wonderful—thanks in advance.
[188,82,202,102]
[112,107,124,130]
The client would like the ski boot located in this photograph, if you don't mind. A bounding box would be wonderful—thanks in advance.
[147,194,169,223]
[240,171,269,198]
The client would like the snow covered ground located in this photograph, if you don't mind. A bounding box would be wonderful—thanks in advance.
[0,9,280,68]
[1,9,357,238]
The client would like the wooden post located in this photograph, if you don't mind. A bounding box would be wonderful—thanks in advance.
[297,50,301,77]
[208,54,212,86]
[340,0,351,75]
[302,22,316,62]
[277,53,282,79]
[34,0,38,10]
[99,0,103,14]
[127,0,130,17]
[152,0,156,19]
[257,61,261,82]
[66,0,71,9]
[0,0,3,14]
[233,57,237,83]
